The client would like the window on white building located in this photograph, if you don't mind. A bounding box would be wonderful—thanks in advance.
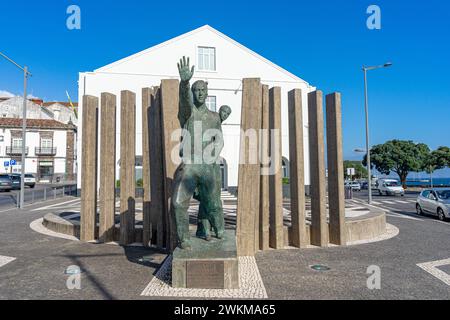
[12,138,22,148]
[198,47,216,71]
[40,138,53,149]
[206,96,217,112]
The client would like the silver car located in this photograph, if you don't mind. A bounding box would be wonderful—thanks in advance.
[345,181,361,191]
[416,188,450,221]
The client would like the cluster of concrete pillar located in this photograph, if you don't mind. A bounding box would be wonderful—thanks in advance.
[236,78,346,256]
[80,78,346,252]
[80,84,176,249]
[81,91,138,245]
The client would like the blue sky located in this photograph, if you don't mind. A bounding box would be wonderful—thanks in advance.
[1,0,449,171]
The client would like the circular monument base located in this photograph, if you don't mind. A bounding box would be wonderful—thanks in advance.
[38,209,390,248]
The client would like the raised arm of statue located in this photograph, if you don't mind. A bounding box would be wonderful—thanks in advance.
[177,56,195,128]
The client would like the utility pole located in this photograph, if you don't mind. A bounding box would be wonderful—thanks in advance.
[0,51,32,209]
[362,62,392,204]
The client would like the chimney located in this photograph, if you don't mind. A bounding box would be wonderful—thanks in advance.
[29,98,43,105]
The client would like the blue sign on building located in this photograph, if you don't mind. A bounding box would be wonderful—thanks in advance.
[10,160,16,166]
[4,161,9,167]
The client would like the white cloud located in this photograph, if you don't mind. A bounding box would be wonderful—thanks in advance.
[27,94,40,99]
[0,90,15,98]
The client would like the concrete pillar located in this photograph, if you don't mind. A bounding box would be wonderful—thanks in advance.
[119,90,136,245]
[259,85,270,251]
[326,93,346,245]
[65,130,75,181]
[288,89,308,248]
[269,87,284,249]
[99,92,116,243]
[142,88,152,247]
[148,87,165,248]
[80,95,98,242]
[237,78,262,256]
[308,90,329,247]
[160,79,180,252]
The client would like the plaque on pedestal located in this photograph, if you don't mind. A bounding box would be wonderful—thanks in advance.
[172,230,239,289]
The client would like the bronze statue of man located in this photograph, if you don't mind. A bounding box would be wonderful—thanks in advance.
[194,105,231,241]
[171,56,230,250]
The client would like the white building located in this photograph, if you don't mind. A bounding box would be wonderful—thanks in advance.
[0,118,77,182]
[77,25,315,191]
[0,96,53,119]
[43,102,78,126]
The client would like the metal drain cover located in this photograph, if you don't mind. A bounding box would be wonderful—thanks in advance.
[65,265,84,275]
[310,264,331,271]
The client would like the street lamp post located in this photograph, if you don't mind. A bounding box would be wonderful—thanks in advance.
[0,51,32,209]
[362,62,392,204]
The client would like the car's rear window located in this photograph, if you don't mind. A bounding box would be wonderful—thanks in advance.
[25,174,34,178]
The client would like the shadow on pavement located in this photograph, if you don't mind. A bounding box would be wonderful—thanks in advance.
[56,246,167,299]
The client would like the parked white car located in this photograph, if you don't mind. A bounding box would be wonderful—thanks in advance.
[375,179,405,196]
[24,174,36,188]
[416,188,450,221]
[345,181,361,191]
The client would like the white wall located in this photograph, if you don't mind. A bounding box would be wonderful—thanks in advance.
[0,97,53,119]
[46,103,78,126]
[0,128,70,176]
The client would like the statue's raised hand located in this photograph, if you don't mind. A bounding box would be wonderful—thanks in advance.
[177,56,195,82]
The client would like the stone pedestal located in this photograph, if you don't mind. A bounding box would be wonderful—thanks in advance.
[172,230,239,289]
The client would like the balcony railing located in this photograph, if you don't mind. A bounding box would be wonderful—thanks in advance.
[6,146,29,155]
[35,147,57,156]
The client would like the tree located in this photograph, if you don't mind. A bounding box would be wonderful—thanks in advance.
[431,146,450,169]
[362,140,430,188]
[343,160,368,180]
[424,146,450,181]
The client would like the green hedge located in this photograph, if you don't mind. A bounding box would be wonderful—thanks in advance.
[116,179,143,188]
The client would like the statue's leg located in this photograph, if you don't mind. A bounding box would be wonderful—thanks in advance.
[200,165,224,239]
[194,188,206,238]
[195,178,211,240]
[196,202,211,241]
[171,165,197,249]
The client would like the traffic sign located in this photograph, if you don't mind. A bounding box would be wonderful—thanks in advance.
[4,161,9,167]
[10,160,16,166]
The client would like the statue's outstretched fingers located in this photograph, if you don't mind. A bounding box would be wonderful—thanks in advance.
[183,56,186,67]
[191,65,195,74]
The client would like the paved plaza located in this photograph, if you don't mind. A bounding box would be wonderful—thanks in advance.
[0,191,449,299]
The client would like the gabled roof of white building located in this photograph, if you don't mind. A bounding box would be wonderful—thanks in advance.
[95,25,308,84]
[0,96,53,119]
